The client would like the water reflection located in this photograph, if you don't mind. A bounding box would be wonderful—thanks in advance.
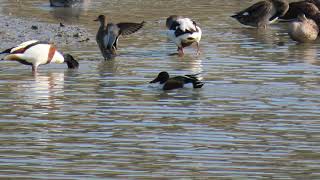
[15,72,65,112]
[49,0,91,22]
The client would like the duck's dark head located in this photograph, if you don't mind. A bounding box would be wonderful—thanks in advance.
[150,71,169,84]
[64,54,79,69]
[94,15,105,23]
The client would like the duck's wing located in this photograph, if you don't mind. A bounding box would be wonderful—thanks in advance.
[117,21,145,36]
[232,1,272,21]
[0,40,46,54]
[104,23,120,50]
[163,79,184,90]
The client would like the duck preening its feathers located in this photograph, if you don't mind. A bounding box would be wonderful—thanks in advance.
[1,40,79,73]
[166,15,202,56]
[149,71,204,90]
[94,14,145,60]
[288,14,319,43]
[231,0,289,28]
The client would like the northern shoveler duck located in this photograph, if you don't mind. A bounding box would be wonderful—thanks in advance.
[0,40,79,73]
[288,14,319,42]
[149,71,204,91]
[94,15,145,60]
[166,15,202,56]
[280,1,319,20]
[49,0,83,7]
[231,0,289,28]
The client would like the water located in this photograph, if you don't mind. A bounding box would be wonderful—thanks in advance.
[0,0,320,179]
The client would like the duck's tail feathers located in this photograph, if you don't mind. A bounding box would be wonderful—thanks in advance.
[193,81,205,88]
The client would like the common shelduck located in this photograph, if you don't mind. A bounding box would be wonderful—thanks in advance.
[94,15,145,60]
[231,0,289,28]
[166,15,202,56]
[0,40,79,73]
[149,71,204,91]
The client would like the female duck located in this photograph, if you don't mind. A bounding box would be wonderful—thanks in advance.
[166,15,202,56]
[231,0,289,28]
[149,71,204,91]
[94,15,145,60]
[288,14,319,43]
[0,40,79,73]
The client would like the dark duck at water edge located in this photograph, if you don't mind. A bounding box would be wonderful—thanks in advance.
[94,15,145,61]
[149,71,204,91]
[166,15,202,56]
[0,40,79,73]
[231,0,289,28]
[49,0,83,7]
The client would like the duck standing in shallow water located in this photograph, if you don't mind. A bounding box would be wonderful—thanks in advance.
[0,40,79,73]
[288,14,319,43]
[149,71,204,91]
[49,0,83,7]
[94,15,145,60]
[166,15,202,56]
[231,0,289,28]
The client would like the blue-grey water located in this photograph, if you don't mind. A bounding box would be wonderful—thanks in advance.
[0,0,320,179]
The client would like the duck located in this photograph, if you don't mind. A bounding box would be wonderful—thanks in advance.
[280,1,319,20]
[306,0,320,9]
[94,15,145,60]
[149,71,204,91]
[166,15,202,56]
[0,40,79,73]
[49,0,83,7]
[231,0,289,28]
[288,14,319,43]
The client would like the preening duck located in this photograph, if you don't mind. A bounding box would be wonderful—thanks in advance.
[149,71,204,91]
[231,0,289,28]
[166,15,202,56]
[94,15,145,60]
[0,40,79,73]
[288,14,319,43]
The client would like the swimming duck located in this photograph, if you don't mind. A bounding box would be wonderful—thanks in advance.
[280,1,319,20]
[94,15,145,60]
[288,14,319,43]
[231,0,289,28]
[49,0,83,7]
[0,40,79,73]
[166,15,202,56]
[149,71,204,91]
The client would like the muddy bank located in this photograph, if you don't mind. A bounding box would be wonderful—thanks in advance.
[0,15,94,49]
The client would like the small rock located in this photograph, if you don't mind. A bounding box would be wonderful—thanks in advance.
[31,25,38,30]
[73,33,79,38]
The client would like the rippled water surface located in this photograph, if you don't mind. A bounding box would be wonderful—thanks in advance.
[1,0,320,179]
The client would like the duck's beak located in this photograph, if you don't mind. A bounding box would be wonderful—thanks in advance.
[94,18,99,22]
[149,76,160,83]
